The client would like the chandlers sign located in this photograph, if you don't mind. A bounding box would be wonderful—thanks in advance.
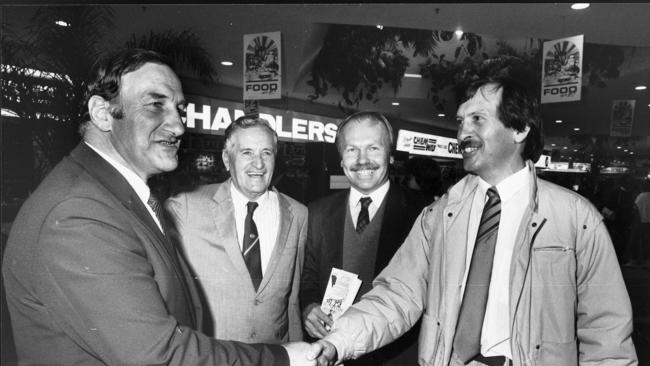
[243,31,282,100]
[183,95,340,143]
[396,129,462,159]
[541,34,584,104]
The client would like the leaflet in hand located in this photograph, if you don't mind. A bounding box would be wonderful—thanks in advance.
[321,268,362,322]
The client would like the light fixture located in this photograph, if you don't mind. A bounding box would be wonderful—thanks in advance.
[551,143,556,147]
[573,149,578,152]
[635,85,647,90]
[555,119,563,123]
[55,20,70,27]
[630,152,635,155]
[624,149,629,152]
[391,102,400,106]
[573,127,580,131]
[376,24,384,30]
[563,146,568,150]
[571,3,590,10]
[454,29,464,38]
[220,61,233,66]
[617,146,622,149]
[404,73,422,78]
[437,113,445,117]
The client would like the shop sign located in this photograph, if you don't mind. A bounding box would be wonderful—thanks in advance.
[610,99,636,137]
[396,129,461,159]
[183,95,339,143]
[541,34,583,104]
[243,31,282,100]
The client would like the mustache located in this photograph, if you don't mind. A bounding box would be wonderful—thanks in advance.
[350,163,380,171]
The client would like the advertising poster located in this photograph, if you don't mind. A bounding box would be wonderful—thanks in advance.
[243,31,281,100]
[396,129,462,159]
[541,34,583,104]
[610,99,636,137]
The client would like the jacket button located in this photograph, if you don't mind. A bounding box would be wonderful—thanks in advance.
[447,212,453,217]
[250,332,256,339]
[532,222,537,227]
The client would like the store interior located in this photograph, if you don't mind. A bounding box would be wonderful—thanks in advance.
[2,3,650,364]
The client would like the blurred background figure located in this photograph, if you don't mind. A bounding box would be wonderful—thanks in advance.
[402,156,444,205]
[624,179,650,268]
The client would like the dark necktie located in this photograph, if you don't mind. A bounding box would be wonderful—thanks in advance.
[243,201,263,291]
[453,187,501,363]
[356,196,373,233]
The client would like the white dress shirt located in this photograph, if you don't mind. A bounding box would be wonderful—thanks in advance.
[84,141,163,232]
[230,184,280,275]
[348,180,390,227]
[462,166,530,359]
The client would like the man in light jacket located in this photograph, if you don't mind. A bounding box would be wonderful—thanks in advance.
[313,76,637,366]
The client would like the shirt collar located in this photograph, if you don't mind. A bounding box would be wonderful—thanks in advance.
[349,180,390,207]
[230,180,270,209]
[477,166,529,203]
[84,141,151,203]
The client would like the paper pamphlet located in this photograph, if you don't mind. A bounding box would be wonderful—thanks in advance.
[320,268,362,322]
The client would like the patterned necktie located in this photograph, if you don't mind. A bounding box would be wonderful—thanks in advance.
[243,201,262,291]
[147,194,163,222]
[356,196,373,233]
[453,187,501,363]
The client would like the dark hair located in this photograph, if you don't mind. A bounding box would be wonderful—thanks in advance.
[460,76,544,162]
[223,116,278,154]
[79,48,173,134]
[334,111,394,155]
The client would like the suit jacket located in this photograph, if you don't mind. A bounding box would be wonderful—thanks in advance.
[300,182,425,365]
[2,143,288,366]
[165,180,307,344]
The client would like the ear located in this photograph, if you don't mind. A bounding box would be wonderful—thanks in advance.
[88,95,113,132]
[222,150,230,172]
[513,125,530,144]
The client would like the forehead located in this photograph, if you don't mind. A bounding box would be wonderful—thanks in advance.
[120,62,182,96]
[457,84,502,116]
[231,126,275,147]
[342,120,389,144]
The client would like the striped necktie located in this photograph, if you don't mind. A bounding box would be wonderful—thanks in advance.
[453,187,501,363]
[243,201,262,291]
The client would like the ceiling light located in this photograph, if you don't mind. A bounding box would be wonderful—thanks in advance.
[404,73,422,78]
[617,146,622,149]
[454,29,464,38]
[376,24,384,30]
[55,20,70,27]
[220,61,233,66]
[391,102,400,106]
[571,3,590,10]
[573,149,578,152]
[555,119,563,123]
[563,146,568,149]
[624,149,629,152]
[437,113,445,117]
[630,152,635,155]
[635,85,647,90]
[573,127,580,131]
[551,143,556,147]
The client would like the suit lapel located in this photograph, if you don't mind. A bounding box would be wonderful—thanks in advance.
[258,189,292,292]
[210,181,252,282]
[375,184,407,274]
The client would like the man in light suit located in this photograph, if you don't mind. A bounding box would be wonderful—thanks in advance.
[300,112,425,366]
[166,116,308,344]
[2,48,315,365]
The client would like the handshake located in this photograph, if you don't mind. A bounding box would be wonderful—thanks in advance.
[283,339,337,366]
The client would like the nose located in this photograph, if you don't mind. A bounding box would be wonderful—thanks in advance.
[357,149,369,164]
[167,109,185,137]
[252,154,264,168]
[456,118,470,141]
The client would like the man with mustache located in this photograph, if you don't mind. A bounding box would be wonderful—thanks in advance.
[2,48,316,365]
[166,116,308,347]
[312,77,637,366]
[300,111,425,366]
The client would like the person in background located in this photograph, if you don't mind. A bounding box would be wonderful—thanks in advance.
[300,111,425,366]
[403,156,444,205]
[312,76,637,366]
[166,116,307,344]
[2,48,316,366]
[624,179,650,268]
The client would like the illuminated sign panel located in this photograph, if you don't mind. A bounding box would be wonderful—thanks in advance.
[184,95,339,143]
[396,129,461,159]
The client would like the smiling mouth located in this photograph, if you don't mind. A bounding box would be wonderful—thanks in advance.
[459,140,481,155]
[247,172,265,177]
[157,138,180,148]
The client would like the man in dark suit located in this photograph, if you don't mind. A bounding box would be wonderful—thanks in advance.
[2,48,316,366]
[300,111,425,366]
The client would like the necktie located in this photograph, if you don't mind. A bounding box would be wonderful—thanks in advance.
[243,201,263,291]
[453,187,501,363]
[147,194,163,222]
[356,196,373,233]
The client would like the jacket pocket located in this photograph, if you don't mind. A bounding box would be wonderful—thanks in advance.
[531,245,577,343]
[535,339,578,366]
[418,313,442,366]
